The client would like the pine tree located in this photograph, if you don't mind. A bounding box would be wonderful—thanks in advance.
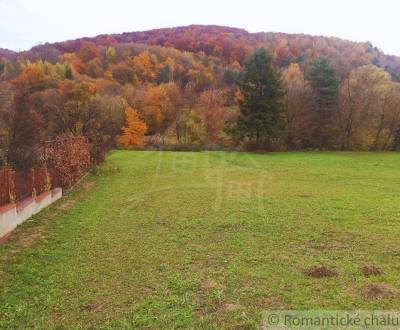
[234,48,285,146]
[118,107,148,147]
[65,64,73,80]
[306,56,339,148]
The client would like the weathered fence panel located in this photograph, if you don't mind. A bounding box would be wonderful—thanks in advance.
[0,166,13,206]
[0,166,61,208]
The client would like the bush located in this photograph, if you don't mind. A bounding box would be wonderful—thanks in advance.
[43,134,91,187]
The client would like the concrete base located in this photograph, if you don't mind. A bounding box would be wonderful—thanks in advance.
[0,188,63,240]
[0,203,17,240]
[51,188,62,203]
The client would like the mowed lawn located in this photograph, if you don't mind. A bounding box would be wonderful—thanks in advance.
[1,151,400,328]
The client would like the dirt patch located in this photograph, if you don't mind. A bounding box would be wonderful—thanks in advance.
[0,222,48,248]
[201,278,218,290]
[363,283,398,300]
[82,181,96,192]
[16,229,46,248]
[223,303,243,312]
[310,240,346,252]
[254,296,285,309]
[305,266,338,278]
[0,232,12,244]
[57,200,77,210]
[297,194,313,198]
[81,302,104,312]
[361,265,383,277]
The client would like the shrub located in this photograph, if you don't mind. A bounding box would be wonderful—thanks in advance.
[43,134,91,187]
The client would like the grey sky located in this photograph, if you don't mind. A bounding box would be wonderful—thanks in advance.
[1,0,399,55]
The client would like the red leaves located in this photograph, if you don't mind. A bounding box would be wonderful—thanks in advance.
[43,135,91,187]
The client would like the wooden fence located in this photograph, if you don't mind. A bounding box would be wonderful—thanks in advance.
[0,166,60,207]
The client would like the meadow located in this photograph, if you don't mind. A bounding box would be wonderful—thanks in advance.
[1,151,400,328]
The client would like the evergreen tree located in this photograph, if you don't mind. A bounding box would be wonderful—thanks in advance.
[234,48,285,146]
[306,56,339,148]
[65,64,73,80]
[0,61,5,76]
[156,65,171,84]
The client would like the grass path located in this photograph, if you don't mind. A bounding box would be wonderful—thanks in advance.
[1,151,400,328]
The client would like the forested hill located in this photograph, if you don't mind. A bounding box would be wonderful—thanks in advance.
[0,48,16,60]
[5,25,400,81]
[2,25,400,172]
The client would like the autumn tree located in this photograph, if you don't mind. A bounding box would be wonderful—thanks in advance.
[372,82,400,150]
[8,63,56,169]
[118,107,148,147]
[36,79,125,163]
[282,63,311,148]
[86,59,104,78]
[393,129,400,151]
[78,42,100,63]
[140,82,183,140]
[112,63,134,84]
[105,47,117,63]
[61,53,85,74]
[83,95,126,162]
[0,82,14,164]
[338,65,395,150]
[233,48,285,147]
[58,81,97,134]
[196,89,232,143]
[132,52,154,83]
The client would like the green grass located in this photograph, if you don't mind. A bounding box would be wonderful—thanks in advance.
[1,151,400,328]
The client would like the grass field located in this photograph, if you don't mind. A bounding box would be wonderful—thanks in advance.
[1,151,400,328]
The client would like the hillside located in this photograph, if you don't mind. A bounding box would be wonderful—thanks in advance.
[8,25,400,81]
[0,48,16,60]
[1,25,400,171]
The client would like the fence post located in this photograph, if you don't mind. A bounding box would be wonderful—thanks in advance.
[9,168,16,203]
[45,166,51,191]
[31,168,36,198]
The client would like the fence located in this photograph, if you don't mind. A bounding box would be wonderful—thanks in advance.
[0,166,60,207]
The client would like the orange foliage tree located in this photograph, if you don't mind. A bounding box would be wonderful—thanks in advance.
[118,107,148,147]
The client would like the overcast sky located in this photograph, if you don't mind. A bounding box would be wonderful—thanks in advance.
[1,0,399,55]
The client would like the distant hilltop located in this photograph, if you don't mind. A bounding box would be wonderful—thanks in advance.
[2,25,400,80]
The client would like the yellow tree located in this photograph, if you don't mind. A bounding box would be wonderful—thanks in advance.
[196,89,228,143]
[142,82,183,139]
[282,63,310,148]
[118,107,148,147]
[338,65,393,150]
[132,52,154,83]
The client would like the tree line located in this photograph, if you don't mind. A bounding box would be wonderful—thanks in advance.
[1,28,400,173]
[233,48,400,151]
